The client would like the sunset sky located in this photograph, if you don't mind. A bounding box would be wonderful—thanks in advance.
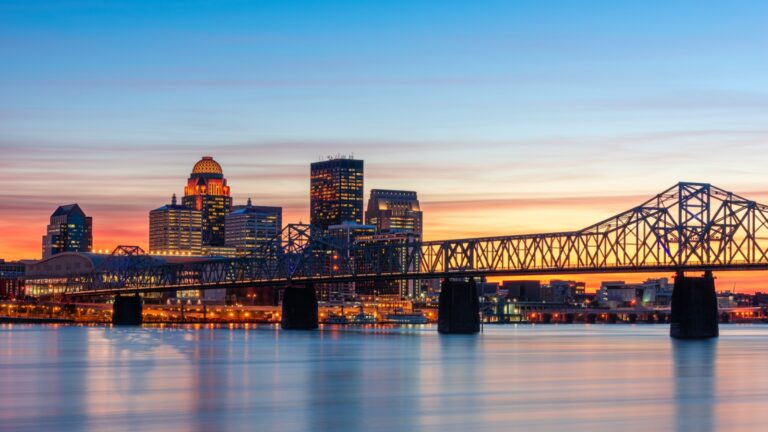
[2,1,768,291]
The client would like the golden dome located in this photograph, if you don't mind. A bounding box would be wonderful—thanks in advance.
[192,156,223,175]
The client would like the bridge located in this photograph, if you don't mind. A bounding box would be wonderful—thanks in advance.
[64,182,768,337]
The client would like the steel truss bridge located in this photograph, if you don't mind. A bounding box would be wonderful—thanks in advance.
[65,182,768,296]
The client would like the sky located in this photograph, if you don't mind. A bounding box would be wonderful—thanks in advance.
[2,0,768,291]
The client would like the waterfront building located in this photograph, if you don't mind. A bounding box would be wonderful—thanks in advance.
[310,157,364,233]
[596,278,672,308]
[42,204,93,259]
[182,156,232,247]
[542,280,586,304]
[477,281,500,296]
[502,280,542,302]
[0,259,25,299]
[149,194,203,255]
[24,251,210,298]
[365,189,423,234]
[225,198,282,253]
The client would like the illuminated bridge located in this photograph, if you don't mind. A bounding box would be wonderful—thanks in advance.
[63,182,768,337]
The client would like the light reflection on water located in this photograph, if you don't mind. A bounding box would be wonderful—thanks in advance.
[1,324,768,432]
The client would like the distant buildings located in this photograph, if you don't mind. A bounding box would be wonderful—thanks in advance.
[42,204,93,259]
[365,189,423,234]
[310,157,364,233]
[596,278,671,308]
[354,231,421,298]
[149,194,203,255]
[328,221,376,246]
[225,198,282,252]
[182,156,232,247]
[502,280,542,301]
[0,259,25,299]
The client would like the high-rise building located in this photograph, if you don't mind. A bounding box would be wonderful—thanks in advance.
[42,204,93,259]
[182,156,232,246]
[310,157,364,233]
[324,221,377,301]
[354,231,421,298]
[225,198,282,252]
[149,194,203,255]
[365,189,423,234]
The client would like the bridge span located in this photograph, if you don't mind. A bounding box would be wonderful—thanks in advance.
[62,182,768,338]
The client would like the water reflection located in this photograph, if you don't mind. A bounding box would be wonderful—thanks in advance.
[673,339,717,432]
[2,324,768,432]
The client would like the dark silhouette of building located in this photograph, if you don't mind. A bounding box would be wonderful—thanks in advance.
[354,231,421,298]
[42,204,92,259]
[310,157,364,233]
[366,189,423,234]
[182,156,232,247]
[149,194,203,255]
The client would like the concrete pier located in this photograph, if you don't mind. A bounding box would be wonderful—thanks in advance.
[670,271,719,339]
[438,279,480,334]
[281,285,319,330]
[112,294,143,325]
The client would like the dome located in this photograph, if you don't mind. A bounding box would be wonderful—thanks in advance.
[192,156,223,175]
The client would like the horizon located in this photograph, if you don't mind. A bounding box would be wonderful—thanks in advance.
[3,1,768,291]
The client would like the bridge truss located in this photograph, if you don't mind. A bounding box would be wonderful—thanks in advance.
[65,182,768,296]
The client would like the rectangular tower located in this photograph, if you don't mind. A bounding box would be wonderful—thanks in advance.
[225,199,283,253]
[149,194,203,255]
[365,189,422,234]
[310,157,364,233]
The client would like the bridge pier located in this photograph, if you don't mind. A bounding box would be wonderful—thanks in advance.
[670,271,719,339]
[112,294,143,325]
[281,285,319,330]
[438,279,480,334]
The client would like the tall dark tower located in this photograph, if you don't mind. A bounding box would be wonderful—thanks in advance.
[182,156,232,246]
[42,204,93,259]
[310,157,364,233]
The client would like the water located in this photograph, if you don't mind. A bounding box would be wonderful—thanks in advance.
[1,324,768,432]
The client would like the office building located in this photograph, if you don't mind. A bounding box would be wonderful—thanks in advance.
[182,156,232,246]
[354,231,421,298]
[310,157,364,233]
[225,198,282,252]
[366,189,423,234]
[323,221,377,301]
[42,204,93,259]
[149,194,203,255]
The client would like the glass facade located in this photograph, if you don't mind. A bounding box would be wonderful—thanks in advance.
[42,204,93,259]
[310,158,364,233]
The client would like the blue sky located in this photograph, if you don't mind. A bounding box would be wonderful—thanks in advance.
[2,0,768,262]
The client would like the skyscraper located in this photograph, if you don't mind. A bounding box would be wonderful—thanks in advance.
[42,204,93,259]
[225,198,282,252]
[365,189,423,234]
[182,156,232,246]
[149,194,203,255]
[310,157,364,233]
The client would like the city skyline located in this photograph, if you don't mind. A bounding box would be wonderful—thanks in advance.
[7,155,768,293]
[3,1,768,291]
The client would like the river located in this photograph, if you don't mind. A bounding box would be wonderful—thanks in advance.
[1,324,767,431]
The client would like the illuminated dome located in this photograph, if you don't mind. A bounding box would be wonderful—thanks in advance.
[192,156,223,175]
